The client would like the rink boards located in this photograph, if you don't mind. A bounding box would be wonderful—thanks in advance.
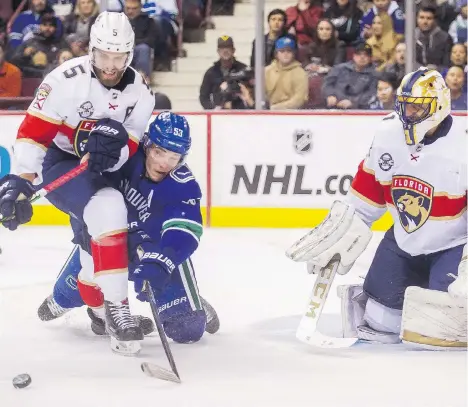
[0,111,466,229]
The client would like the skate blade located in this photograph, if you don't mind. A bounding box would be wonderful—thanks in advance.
[110,337,142,356]
[141,362,181,383]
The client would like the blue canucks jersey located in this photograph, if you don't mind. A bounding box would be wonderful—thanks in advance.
[107,147,203,268]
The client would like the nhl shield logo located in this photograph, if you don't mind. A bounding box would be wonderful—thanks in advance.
[293,130,313,154]
[391,175,433,233]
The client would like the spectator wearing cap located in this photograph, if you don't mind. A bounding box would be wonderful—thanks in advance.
[285,0,324,46]
[0,43,22,97]
[368,71,397,109]
[64,0,99,40]
[322,42,378,109]
[449,0,467,45]
[324,0,363,46]
[366,13,399,71]
[360,0,405,39]
[416,5,453,69]
[250,9,289,68]
[199,36,249,110]
[125,0,159,78]
[265,37,308,110]
[445,65,467,109]
[8,0,63,50]
[11,14,67,78]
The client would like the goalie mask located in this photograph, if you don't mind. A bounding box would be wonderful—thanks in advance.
[395,68,450,146]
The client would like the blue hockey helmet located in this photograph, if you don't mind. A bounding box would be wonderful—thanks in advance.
[144,111,191,162]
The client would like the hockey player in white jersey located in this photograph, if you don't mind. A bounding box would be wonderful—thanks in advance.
[287,68,467,349]
[0,12,155,354]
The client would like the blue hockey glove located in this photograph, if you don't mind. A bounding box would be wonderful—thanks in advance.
[87,118,129,173]
[132,247,175,302]
[0,174,35,230]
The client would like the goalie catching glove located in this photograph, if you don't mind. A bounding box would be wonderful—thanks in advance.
[286,201,372,275]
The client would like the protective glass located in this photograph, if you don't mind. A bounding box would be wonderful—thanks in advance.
[146,144,182,170]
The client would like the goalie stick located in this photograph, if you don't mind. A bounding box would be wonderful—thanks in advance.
[140,281,181,383]
[297,255,358,349]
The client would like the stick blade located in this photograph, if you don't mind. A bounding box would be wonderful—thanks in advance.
[141,362,181,383]
[297,330,358,349]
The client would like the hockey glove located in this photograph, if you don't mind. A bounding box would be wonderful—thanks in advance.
[131,245,176,302]
[0,174,35,230]
[87,118,129,173]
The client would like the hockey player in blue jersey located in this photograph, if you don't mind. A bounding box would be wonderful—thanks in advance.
[37,112,219,344]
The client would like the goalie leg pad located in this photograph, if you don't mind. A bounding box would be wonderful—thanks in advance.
[364,297,402,334]
[337,284,367,337]
[401,286,467,350]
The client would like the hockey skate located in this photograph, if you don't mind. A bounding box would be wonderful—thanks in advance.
[38,295,72,321]
[201,297,220,334]
[105,300,144,356]
[87,307,155,336]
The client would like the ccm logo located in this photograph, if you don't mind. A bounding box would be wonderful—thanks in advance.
[142,252,176,272]
[93,125,119,135]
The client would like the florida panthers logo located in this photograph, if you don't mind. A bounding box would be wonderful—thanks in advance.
[391,175,433,233]
[73,120,97,157]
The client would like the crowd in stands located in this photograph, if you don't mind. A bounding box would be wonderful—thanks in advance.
[199,0,468,110]
[0,0,217,109]
[0,0,466,111]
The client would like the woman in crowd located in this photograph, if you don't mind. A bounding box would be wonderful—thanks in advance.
[366,13,400,71]
[324,0,363,45]
[302,18,346,75]
[64,0,99,40]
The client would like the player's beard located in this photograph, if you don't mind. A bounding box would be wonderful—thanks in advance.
[94,67,125,88]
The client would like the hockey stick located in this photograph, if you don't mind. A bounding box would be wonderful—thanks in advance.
[0,161,89,223]
[140,281,181,383]
[297,255,358,349]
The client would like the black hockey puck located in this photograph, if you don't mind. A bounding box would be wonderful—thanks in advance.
[12,374,31,389]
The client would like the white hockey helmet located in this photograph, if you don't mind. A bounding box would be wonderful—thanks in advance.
[395,67,451,146]
[89,11,135,72]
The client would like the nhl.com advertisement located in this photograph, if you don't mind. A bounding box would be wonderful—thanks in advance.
[210,114,375,209]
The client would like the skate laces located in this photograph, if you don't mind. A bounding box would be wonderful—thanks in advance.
[109,303,137,329]
[48,296,69,317]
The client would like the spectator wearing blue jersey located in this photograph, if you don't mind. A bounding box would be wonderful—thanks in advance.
[125,0,159,78]
[360,0,404,39]
[8,0,63,50]
[48,0,76,20]
[141,0,178,71]
[448,0,467,45]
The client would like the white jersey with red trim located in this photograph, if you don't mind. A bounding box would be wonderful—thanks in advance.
[347,112,467,256]
[14,55,155,182]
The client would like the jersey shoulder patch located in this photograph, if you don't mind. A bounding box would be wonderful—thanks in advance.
[166,165,202,201]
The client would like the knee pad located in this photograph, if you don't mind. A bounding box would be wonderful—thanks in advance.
[364,297,402,335]
[163,310,206,344]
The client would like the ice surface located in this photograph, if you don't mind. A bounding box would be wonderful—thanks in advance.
[0,227,466,407]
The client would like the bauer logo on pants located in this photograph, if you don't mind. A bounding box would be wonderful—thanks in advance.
[391,175,433,234]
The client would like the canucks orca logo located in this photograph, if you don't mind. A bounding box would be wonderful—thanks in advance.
[391,175,433,233]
